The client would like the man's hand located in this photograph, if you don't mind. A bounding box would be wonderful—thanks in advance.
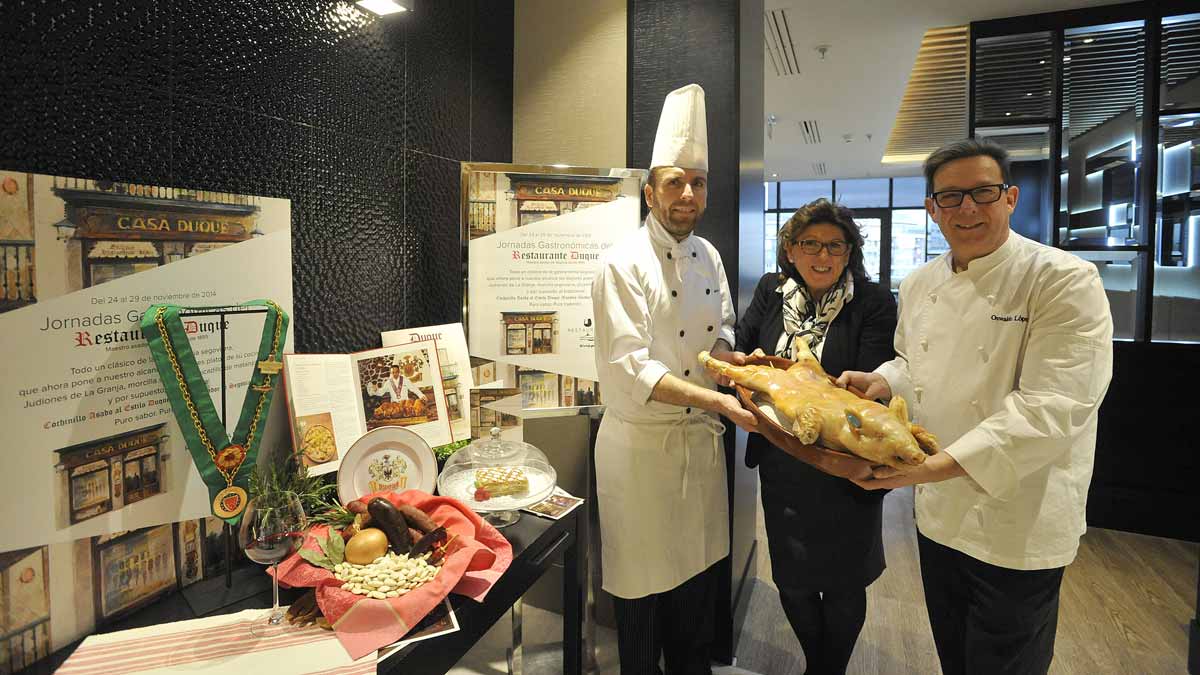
[850,451,965,490]
[706,349,747,387]
[835,370,892,401]
[711,392,756,433]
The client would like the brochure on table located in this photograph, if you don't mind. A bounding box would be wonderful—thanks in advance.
[282,340,453,476]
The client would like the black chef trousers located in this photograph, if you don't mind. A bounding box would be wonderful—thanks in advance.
[918,533,1065,675]
[611,562,718,675]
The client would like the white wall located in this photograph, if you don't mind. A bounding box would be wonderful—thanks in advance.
[513,0,626,168]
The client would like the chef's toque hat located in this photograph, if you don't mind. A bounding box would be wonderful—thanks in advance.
[650,84,708,171]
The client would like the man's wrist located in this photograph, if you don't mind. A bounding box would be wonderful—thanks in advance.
[928,452,965,481]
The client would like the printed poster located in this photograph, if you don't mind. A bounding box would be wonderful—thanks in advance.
[465,167,643,394]
[0,173,294,554]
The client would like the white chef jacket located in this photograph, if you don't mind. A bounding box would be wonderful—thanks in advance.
[590,211,736,598]
[876,232,1113,570]
[377,376,425,402]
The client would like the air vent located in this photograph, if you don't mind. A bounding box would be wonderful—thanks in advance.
[765,9,800,77]
[812,162,828,176]
[1162,14,1200,110]
[974,32,1054,125]
[883,25,969,164]
[1064,23,1144,141]
[800,119,822,144]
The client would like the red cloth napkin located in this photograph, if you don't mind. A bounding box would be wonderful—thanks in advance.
[273,490,513,660]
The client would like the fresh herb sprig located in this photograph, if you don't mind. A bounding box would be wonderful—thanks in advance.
[248,448,344,526]
[433,438,471,462]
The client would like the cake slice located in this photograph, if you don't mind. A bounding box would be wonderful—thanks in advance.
[474,467,529,497]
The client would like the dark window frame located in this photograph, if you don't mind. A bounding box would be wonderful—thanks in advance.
[971,0,1198,343]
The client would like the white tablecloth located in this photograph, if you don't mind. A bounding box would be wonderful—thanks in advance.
[56,608,376,675]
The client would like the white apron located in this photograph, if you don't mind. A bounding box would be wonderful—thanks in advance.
[590,213,737,598]
[595,410,728,598]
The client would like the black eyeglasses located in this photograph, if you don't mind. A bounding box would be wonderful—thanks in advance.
[930,183,1009,208]
[931,183,1008,207]
[794,239,851,256]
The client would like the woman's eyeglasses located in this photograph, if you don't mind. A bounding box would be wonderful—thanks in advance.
[794,239,851,256]
[930,183,1009,208]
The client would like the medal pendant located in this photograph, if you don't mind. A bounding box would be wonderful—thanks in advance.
[215,444,248,473]
[213,485,249,519]
[257,355,284,375]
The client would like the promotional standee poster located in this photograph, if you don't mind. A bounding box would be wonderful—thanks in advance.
[465,168,642,407]
[0,173,293,667]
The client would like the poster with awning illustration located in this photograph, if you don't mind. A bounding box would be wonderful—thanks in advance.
[463,164,644,407]
[0,172,294,554]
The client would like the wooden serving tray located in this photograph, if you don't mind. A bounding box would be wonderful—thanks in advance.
[733,353,877,481]
[367,415,430,429]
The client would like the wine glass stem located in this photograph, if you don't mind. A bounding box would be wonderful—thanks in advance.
[269,561,282,625]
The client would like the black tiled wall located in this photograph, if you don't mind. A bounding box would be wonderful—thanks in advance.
[626,1,743,662]
[628,0,740,300]
[0,0,514,353]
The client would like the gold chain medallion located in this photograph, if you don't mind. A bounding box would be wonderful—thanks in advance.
[213,485,249,519]
[147,300,285,521]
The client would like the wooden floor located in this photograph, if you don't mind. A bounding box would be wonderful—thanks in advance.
[741,485,1198,675]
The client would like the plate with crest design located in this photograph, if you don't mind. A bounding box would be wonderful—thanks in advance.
[336,426,437,503]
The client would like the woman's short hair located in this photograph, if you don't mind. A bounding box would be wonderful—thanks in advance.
[777,198,870,284]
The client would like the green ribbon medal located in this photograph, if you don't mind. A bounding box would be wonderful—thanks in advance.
[140,300,289,524]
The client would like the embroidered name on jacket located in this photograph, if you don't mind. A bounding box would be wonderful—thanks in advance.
[991,314,1029,323]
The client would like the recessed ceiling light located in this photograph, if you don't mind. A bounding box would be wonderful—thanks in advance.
[1005,112,1012,116]
[1083,37,1095,43]
[1039,60,1046,65]
[1063,56,1071,62]
[771,173,778,178]
[1026,92,1033,97]
[356,0,410,16]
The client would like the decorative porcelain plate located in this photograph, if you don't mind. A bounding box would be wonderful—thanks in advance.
[337,426,437,503]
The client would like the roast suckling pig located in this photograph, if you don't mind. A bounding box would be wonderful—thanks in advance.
[698,340,938,470]
[373,398,426,419]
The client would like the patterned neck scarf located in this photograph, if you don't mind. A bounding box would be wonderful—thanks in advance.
[775,272,854,360]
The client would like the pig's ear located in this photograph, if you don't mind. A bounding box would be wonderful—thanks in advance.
[911,424,940,456]
[888,396,909,423]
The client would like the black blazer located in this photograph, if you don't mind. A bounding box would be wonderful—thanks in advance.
[735,273,898,468]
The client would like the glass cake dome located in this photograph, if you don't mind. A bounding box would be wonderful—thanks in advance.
[437,427,556,527]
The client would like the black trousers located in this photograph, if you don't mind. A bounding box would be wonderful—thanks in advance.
[611,563,718,675]
[918,533,1065,675]
[776,585,867,675]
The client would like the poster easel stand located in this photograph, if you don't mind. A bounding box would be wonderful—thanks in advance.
[178,306,273,615]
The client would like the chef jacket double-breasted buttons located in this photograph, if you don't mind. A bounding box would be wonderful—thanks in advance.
[876,232,1113,570]
[590,212,735,598]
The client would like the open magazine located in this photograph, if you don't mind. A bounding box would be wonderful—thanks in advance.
[281,339,454,475]
[381,323,474,442]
